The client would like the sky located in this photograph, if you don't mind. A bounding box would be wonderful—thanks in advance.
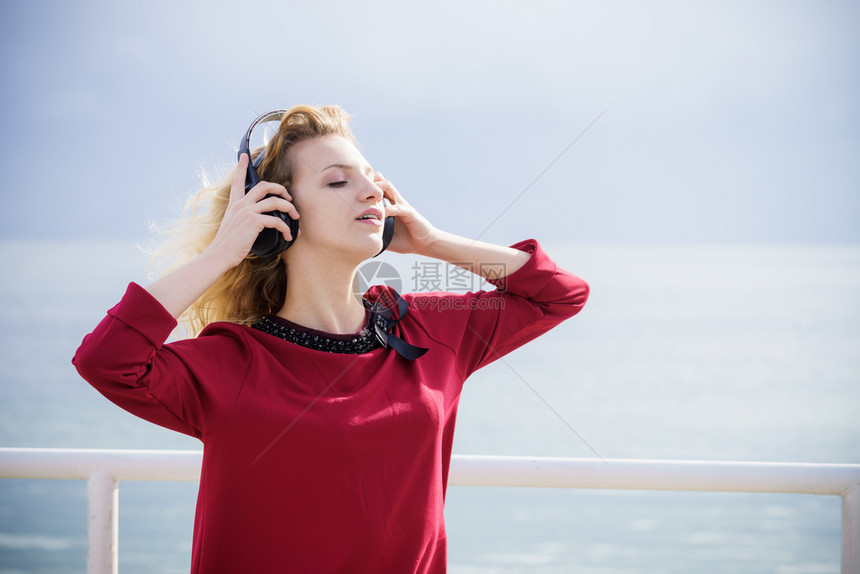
[1,0,858,246]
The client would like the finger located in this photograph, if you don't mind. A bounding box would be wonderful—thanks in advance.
[373,172,392,195]
[382,202,407,218]
[379,178,406,204]
[245,181,292,202]
[373,172,393,198]
[255,196,300,220]
[230,154,250,204]
[261,214,297,242]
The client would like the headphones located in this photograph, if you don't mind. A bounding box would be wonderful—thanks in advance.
[238,110,395,258]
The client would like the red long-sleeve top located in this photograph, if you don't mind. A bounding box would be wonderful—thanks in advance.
[73,239,589,573]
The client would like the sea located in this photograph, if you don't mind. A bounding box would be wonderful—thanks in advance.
[1,240,858,574]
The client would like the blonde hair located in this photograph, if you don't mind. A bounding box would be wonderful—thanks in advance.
[150,104,356,338]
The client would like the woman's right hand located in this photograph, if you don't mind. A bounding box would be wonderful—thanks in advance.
[144,155,298,319]
[205,153,300,269]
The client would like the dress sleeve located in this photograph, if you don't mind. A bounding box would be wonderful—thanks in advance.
[410,239,589,379]
[72,282,249,439]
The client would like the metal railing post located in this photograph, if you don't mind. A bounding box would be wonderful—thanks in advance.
[844,483,860,574]
[87,470,118,574]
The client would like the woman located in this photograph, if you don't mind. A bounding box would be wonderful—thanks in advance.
[73,105,589,573]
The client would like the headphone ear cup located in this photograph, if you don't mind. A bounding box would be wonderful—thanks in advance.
[242,139,298,258]
[239,110,297,258]
[251,216,298,258]
[381,214,395,251]
[374,198,395,257]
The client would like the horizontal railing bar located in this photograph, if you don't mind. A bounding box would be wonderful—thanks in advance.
[452,455,860,496]
[1,448,858,497]
[0,448,202,482]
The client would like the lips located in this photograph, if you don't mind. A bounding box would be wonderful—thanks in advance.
[356,208,383,223]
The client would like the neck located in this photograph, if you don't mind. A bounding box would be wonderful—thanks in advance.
[276,247,366,335]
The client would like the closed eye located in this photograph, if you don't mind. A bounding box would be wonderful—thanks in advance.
[328,181,348,188]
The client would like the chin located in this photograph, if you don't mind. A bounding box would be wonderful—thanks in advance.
[290,234,380,262]
[360,239,385,259]
[342,235,384,261]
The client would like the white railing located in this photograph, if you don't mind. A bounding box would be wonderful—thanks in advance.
[1,448,859,573]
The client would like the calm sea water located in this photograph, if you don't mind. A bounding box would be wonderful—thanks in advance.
[1,240,858,573]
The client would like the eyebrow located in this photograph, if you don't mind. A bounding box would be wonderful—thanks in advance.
[320,163,373,175]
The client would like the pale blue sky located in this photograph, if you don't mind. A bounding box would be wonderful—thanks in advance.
[1,0,857,245]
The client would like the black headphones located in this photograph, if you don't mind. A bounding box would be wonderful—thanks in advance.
[238,110,395,258]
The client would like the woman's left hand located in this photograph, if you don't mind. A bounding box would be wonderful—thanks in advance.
[374,173,439,255]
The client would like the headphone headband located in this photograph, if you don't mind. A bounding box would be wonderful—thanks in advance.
[239,110,288,171]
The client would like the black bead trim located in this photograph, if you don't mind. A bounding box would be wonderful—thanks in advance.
[251,305,389,354]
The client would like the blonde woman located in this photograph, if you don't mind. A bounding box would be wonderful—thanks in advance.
[73,105,589,573]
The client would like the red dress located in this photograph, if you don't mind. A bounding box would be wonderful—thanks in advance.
[73,239,589,573]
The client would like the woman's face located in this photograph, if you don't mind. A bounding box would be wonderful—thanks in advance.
[287,135,387,260]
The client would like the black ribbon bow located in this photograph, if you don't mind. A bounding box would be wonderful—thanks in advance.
[365,289,428,360]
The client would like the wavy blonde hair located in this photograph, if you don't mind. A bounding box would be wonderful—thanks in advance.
[150,105,356,338]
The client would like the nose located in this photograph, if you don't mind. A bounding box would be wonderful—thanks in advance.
[361,173,384,202]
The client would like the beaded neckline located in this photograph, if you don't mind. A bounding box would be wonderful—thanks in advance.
[251,288,428,360]
[251,302,388,354]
